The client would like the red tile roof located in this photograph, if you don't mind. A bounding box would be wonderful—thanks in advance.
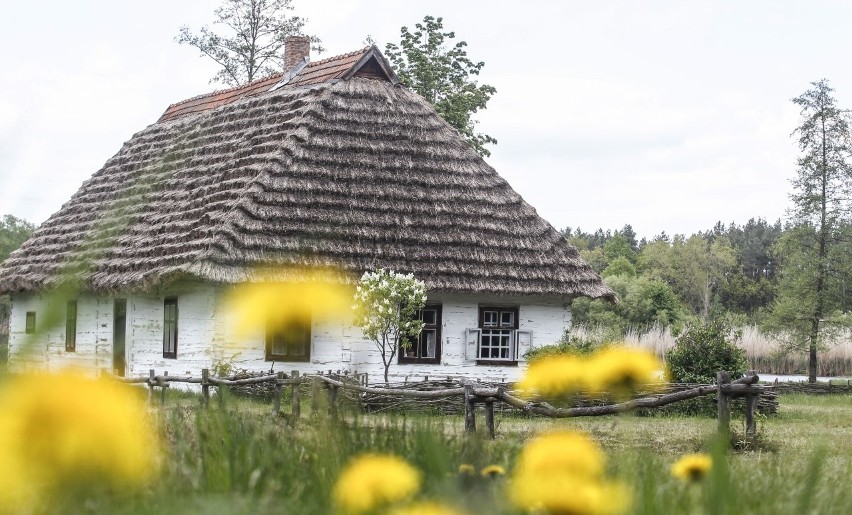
[158,47,374,123]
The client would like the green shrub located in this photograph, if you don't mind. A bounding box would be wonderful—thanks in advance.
[523,330,618,362]
[667,322,748,383]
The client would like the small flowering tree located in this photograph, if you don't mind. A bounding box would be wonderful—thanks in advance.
[352,269,427,383]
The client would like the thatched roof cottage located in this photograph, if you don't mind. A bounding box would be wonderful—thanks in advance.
[0,39,612,382]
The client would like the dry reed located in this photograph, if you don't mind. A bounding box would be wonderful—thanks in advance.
[574,326,852,376]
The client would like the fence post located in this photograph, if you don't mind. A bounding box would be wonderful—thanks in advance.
[272,371,284,418]
[311,375,321,416]
[291,370,301,426]
[717,371,731,434]
[148,369,155,406]
[201,368,210,408]
[328,375,339,420]
[218,377,227,408]
[464,384,476,434]
[745,393,757,438]
[159,371,168,406]
[485,398,495,439]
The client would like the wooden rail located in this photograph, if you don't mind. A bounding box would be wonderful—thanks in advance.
[115,369,767,440]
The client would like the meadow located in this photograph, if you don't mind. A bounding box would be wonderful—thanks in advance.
[37,389,852,515]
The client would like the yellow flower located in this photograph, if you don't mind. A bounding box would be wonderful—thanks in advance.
[671,453,712,482]
[0,372,160,510]
[333,453,421,513]
[388,501,467,515]
[510,473,630,515]
[510,431,630,515]
[481,464,506,478]
[514,431,606,480]
[224,269,354,339]
[584,346,665,397]
[516,354,587,397]
[458,463,476,475]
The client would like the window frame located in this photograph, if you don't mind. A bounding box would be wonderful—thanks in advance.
[265,314,312,362]
[476,306,519,365]
[398,304,442,365]
[65,300,77,352]
[163,297,178,359]
[25,311,36,334]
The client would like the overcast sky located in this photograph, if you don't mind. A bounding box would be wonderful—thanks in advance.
[2,0,852,239]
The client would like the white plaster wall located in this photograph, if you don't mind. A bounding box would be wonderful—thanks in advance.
[126,282,216,377]
[8,293,115,375]
[366,293,571,383]
[9,287,572,385]
[211,284,362,376]
[211,289,571,384]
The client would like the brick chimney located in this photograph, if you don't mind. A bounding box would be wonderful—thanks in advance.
[284,36,311,71]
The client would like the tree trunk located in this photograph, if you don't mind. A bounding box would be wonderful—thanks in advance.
[809,113,830,384]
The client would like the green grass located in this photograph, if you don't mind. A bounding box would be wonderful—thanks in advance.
[47,392,852,514]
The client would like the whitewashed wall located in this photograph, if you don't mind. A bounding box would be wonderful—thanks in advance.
[8,293,114,374]
[126,283,216,377]
[212,290,571,384]
[9,286,572,385]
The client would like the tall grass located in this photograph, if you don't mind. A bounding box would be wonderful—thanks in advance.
[43,392,852,514]
[579,326,852,376]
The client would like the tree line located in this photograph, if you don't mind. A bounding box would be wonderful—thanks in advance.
[565,82,852,383]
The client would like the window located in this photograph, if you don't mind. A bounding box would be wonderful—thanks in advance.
[477,306,518,363]
[266,314,311,362]
[25,311,36,334]
[163,298,178,359]
[399,305,442,364]
[65,300,77,352]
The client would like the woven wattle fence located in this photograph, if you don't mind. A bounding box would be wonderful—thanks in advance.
[114,369,772,439]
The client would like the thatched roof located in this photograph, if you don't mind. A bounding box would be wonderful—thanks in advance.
[0,46,614,301]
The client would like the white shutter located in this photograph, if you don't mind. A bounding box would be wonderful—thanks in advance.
[464,328,481,361]
[515,330,533,361]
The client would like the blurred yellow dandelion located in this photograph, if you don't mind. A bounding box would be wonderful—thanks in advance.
[671,453,712,482]
[224,271,354,339]
[0,372,160,509]
[481,464,505,478]
[388,501,467,515]
[510,431,629,515]
[514,431,606,480]
[333,453,421,513]
[509,473,630,515]
[585,346,665,397]
[458,463,476,475]
[516,354,587,398]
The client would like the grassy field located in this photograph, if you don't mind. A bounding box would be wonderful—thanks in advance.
[44,390,852,515]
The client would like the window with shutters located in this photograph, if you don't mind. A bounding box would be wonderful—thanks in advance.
[477,306,518,364]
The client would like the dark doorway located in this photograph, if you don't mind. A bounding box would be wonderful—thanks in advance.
[113,299,127,376]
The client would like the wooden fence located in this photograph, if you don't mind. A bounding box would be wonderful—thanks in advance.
[768,380,852,395]
[115,368,770,439]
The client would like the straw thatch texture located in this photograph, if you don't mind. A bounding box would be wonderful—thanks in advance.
[0,76,613,300]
